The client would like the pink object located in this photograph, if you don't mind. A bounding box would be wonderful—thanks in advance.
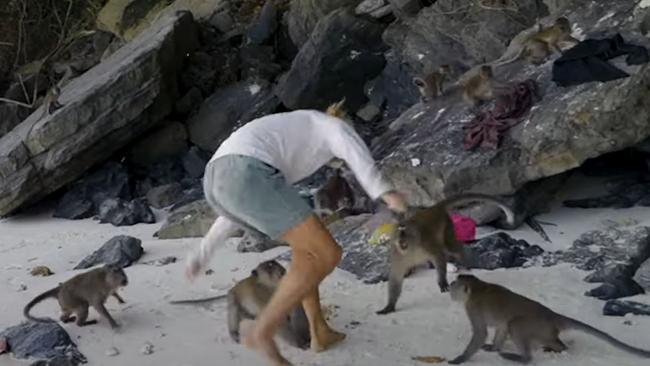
[451,213,476,243]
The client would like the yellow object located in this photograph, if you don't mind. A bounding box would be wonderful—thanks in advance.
[412,355,446,363]
[368,223,397,246]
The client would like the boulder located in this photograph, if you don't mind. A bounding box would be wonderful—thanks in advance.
[53,162,131,220]
[187,79,279,152]
[97,0,176,41]
[0,104,30,139]
[97,198,156,226]
[0,11,198,217]
[287,0,359,48]
[247,0,279,44]
[374,2,650,206]
[146,183,183,208]
[155,199,217,239]
[129,121,189,166]
[75,235,144,269]
[276,8,387,112]
[585,278,645,301]
[0,322,86,365]
[182,146,208,179]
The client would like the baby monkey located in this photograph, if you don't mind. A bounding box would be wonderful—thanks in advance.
[23,264,128,329]
[171,260,310,349]
[448,274,650,364]
[413,65,451,102]
[495,17,579,67]
[377,193,514,315]
[461,65,506,107]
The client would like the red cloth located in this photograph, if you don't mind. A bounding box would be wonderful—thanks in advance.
[451,213,476,242]
[463,79,538,150]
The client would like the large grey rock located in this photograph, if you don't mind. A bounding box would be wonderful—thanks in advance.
[155,199,217,239]
[287,0,360,48]
[375,2,650,206]
[0,11,199,217]
[276,8,387,112]
[603,299,650,317]
[0,322,86,365]
[75,235,144,269]
[187,79,279,152]
[97,198,156,226]
[0,104,30,139]
[634,258,650,291]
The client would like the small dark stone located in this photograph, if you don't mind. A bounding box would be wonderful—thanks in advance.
[585,277,645,300]
[563,195,635,209]
[74,235,143,269]
[634,258,650,291]
[97,198,156,226]
[584,263,635,283]
[146,183,183,209]
[0,322,86,365]
[603,299,650,316]
[53,162,131,220]
[30,356,79,366]
[175,87,203,116]
[465,233,543,270]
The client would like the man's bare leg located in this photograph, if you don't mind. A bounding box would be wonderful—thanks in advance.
[302,287,345,352]
[243,214,344,365]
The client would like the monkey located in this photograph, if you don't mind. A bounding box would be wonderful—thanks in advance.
[43,84,63,114]
[23,264,128,329]
[170,260,311,349]
[313,168,355,219]
[493,17,579,67]
[461,65,509,107]
[447,274,650,364]
[376,193,514,315]
[413,65,451,102]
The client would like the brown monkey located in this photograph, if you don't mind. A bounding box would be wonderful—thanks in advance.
[313,169,355,219]
[171,260,310,349]
[448,274,650,364]
[377,194,514,315]
[494,17,579,67]
[23,264,128,329]
[461,65,506,107]
[413,65,451,102]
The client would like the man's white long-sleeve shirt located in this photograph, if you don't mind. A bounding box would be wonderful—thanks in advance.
[210,109,392,200]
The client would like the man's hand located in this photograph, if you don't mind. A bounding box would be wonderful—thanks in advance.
[381,191,408,213]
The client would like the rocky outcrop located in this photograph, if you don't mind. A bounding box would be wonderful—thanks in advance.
[187,79,279,152]
[375,1,650,206]
[129,121,189,166]
[634,258,650,292]
[286,0,359,48]
[97,0,177,41]
[155,199,217,239]
[97,198,156,226]
[276,8,387,112]
[0,11,198,217]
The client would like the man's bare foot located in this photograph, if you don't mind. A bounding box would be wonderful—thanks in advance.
[311,325,346,353]
[185,255,202,282]
[240,319,292,366]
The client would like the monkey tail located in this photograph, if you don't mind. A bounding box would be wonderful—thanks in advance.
[492,47,525,68]
[441,193,515,226]
[559,315,650,358]
[23,287,59,323]
[169,294,228,305]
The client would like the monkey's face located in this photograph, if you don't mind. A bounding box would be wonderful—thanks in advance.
[253,260,286,287]
[105,264,128,287]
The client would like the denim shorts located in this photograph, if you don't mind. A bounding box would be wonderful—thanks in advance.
[203,154,314,240]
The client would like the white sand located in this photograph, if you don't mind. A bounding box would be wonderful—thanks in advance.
[2,174,650,366]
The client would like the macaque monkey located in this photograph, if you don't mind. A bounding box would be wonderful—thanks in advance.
[413,65,451,102]
[494,17,579,67]
[24,264,128,329]
[448,274,650,364]
[377,194,514,315]
[171,260,310,349]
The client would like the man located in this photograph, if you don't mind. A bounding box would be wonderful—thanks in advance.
[185,103,407,365]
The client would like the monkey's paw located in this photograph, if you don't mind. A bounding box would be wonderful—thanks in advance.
[481,344,497,352]
[376,305,395,315]
[439,282,450,292]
